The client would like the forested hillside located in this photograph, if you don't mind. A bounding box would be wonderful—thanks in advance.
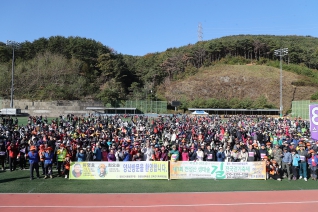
[0,35,318,110]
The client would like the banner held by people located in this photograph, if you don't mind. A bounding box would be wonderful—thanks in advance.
[170,161,266,180]
[70,161,169,180]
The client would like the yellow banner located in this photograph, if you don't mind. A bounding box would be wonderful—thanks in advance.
[170,161,266,179]
[70,161,169,180]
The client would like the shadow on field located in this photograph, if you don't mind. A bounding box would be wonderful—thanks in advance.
[0,175,30,183]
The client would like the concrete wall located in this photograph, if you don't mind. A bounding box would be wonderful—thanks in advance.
[1,99,104,117]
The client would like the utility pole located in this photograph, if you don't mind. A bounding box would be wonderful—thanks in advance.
[6,40,20,108]
[198,23,203,42]
[274,48,288,117]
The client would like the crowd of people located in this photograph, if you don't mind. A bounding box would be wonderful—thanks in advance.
[0,114,318,181]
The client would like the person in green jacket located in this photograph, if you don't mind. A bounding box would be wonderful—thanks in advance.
[168,145,180,162]
[56,144,67,176]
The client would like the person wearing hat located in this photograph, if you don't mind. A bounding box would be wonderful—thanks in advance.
[307,150,318,181]
[44,147,54,179]
[28,146,40,180]
[63,154,71,179]
[268,160,282,181]
[281,148,292,180]
[271,144,283,168]
[56,144,67,176]
[298,144,308,181]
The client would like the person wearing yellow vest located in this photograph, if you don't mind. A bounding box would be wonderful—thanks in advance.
[56,144,67,176]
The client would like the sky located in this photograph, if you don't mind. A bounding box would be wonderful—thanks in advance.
[1,0,318,56]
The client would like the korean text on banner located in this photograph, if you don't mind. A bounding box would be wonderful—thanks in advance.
[309,104,318,140]
[70,161,169,180]
[170,161,266,180]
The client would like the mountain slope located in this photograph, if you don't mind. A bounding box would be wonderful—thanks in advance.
[159,64,317,112]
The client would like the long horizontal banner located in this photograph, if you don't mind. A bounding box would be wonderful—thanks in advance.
[70,161,169,180]
[170,161,266,180]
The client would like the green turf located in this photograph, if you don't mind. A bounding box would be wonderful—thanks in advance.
[15,117,57,126]
[0,169,317,193]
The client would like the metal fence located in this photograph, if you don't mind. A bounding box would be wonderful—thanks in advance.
[291,100,318,120]
[123,100,167,114]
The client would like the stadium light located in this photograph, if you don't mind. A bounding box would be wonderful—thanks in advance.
[274,48,288,117]
[6,40,20,108]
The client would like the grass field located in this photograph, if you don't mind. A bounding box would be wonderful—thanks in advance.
[0,169,317,193]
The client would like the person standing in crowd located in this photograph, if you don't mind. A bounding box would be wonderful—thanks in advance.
[281,147,292,180]
[56,144,67,176]
[298,144,308,181]
[17,143,27,170]
[204,144,215,161]
[247,144,257,161]
[189,147,197,161]
[0,140,6,171]
[7,142,18,172]
[216,147,225,162]
[63,154,71,179]
[38,145,46,175]
[169,145,180,162]
[181,146,189,161]
[160,146,168,161]
[107,148,116,161]
[196,147,204,161]
[28,146,40,180]
[239,148,248,162]
[291,149,300,180]
[94,143,102,161]
[308,150,318,181]
[44,147,54,179]
[85,146,94,161]
[76,148,86,162]
[272,144,283,168]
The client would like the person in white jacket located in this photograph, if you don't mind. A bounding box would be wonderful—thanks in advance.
[141,143,153,161]
[196,147,204,161]
[239,148,248,162]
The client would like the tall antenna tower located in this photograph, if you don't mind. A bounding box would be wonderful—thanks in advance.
[198,23,203,41]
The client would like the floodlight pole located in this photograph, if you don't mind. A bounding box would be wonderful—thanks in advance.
[6,40,20,108]
[274,48,288,117]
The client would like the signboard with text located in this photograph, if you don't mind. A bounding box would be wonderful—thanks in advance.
[170,161,266,180]
[70,161,169,180]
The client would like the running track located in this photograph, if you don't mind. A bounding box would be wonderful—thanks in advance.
[0,190,318,212]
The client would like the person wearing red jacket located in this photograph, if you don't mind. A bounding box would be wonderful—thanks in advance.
[7,142,18,172]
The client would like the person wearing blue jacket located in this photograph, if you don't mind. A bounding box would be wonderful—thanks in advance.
[216,147,226,162]
[281,147,292,180]
[44,147,54,179]
[291,149,300,180]
[94,144,102,161]
[28,146,40,180]
[76,148,86,162]
[308,150,318,181]
[123,148,131,161]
